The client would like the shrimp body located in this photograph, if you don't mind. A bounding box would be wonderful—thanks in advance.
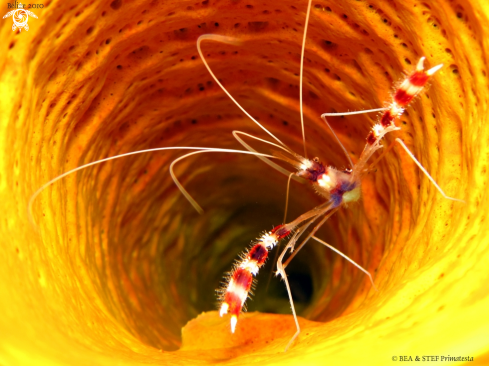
[298,159,360,207]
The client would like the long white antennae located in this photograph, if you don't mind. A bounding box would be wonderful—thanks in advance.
[320,114,354,169]
[299,0,312,159]
[233,130,296,156]
[232,131,306,183]
[395,138,465,203]
[169,149,275,214]
[321,108,388,117]
[283,172,294,224]
[28,146,277,226]
[197,34,289,148]
[312,236,377,291]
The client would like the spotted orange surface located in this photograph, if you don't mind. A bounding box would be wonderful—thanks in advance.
[0,0,488,365]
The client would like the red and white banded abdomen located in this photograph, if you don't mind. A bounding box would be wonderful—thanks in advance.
[218,225,290,332]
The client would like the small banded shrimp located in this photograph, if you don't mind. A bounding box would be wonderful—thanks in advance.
[198,0,464,351]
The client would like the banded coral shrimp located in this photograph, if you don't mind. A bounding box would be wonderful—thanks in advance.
[207,56,464,352]
[19,0,469,360]
[192,0,465,352]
